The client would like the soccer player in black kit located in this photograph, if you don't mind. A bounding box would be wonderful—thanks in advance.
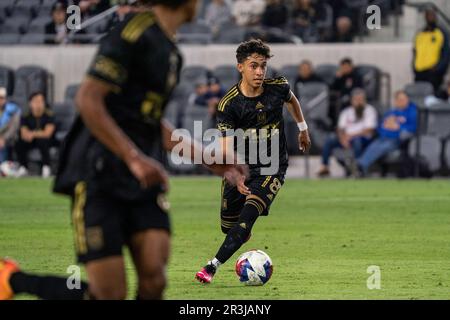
[0,0,245,300]
[195,39,311,283]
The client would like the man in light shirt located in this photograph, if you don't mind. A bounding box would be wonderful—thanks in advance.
[317,88,377,177]
[232,0,266,27]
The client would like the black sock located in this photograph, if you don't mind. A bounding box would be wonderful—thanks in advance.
[215,202,260,263]
[10,272,89,300]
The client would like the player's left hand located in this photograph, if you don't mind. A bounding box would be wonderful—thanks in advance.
[298,130,311,153]
[236,175,251,196]
[207,163,249,186]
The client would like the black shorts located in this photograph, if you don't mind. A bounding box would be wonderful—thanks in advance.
[71,181,171,264]
[220,174,285,234]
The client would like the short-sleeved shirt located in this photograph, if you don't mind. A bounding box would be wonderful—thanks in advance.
[20,110,55,132]
[337,104,378,136]
[54,11,182,198]
[216,77,292,175]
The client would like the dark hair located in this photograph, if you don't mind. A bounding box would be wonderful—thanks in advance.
[236,39,272,64]
[28,91,45,102]
[51,1,68,12]
[340,57,353,65]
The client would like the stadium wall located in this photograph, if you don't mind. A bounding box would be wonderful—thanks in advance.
[0,43,414,103]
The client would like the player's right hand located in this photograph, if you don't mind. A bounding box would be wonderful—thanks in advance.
[127,152,169,192]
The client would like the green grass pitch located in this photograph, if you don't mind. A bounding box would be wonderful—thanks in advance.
[0,177,449,300]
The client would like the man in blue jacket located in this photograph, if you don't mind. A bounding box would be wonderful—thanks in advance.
[355,90,417,176]
[0,87,21,163]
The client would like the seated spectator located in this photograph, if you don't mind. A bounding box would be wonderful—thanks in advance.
[354,91,417,176]
[232,0,266,27]
[205,76,226,123]
[205,0,232,36]
[190,78,210,107]
[317,88,377,177]
[327,16,354,43]
[0,87,21,163]
[45,2,69,45]
[291,0,319,42]
[413,7,449,92]
[261,0,288,30]
[294,60,323,87]
[73,0,112,19]
[15,93,56,178]
[330,57,363,126]
[106,2,132,31]
[190,77,226,128]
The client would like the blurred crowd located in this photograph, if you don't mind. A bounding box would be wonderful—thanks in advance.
[0,0,405,44]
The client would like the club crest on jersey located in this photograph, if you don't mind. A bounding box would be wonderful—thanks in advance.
[257,112,267,124]
[255,102,264,110]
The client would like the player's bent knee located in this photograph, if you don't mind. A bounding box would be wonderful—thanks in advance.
[138,271,167,299]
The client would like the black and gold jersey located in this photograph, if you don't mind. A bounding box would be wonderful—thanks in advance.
[216,77,292,175]
[87,11,182,152]
[54,11,182,198]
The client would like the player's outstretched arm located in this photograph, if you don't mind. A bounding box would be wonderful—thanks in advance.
[161,120,248,187]
[76,77,169,190]
[285,91,311,153]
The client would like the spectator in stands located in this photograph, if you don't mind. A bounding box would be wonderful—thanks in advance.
[291,0,319,42]
[45,1,69,45]
[294,60,323,87]
[15,92,56,178]
[413,7,450,92]
[205,76,226,122]
[190,77,226,127]
[317,88,377,177]
[232,0,266,27]
[0,87,21,163]
[261,0,288,29]
[327,16,354,43]
[106,2,132,30]
[330,57,363,126]
[354,90,417,176]
[205,0,232,36]
[73,0,112,19]
[325,0,351,24]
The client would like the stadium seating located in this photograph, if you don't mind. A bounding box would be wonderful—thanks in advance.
[445,140,450,170]
[27,16,52,34]
[177,22,212,44]
[315,64,338,87]
[212,65,240,90]
[355,64,381,103]
[277,65,298,86]
[405,82,434,108]
[424,102,450,140]
[19,33,46,45]
[53,102,76,142]
[0,33,20,44]
[0,65,15,95]
[64,83,80,104]
[408,135,442,173]
[180,65,209,87]
[12,65,53,111]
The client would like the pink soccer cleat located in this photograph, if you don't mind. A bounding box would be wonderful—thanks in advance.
[195,264,216,284]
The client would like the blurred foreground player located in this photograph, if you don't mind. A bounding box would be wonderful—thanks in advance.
[1,0,246,300]
[195,39,311,283]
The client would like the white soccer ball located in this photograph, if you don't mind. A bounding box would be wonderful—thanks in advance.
[235,249,273,286]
